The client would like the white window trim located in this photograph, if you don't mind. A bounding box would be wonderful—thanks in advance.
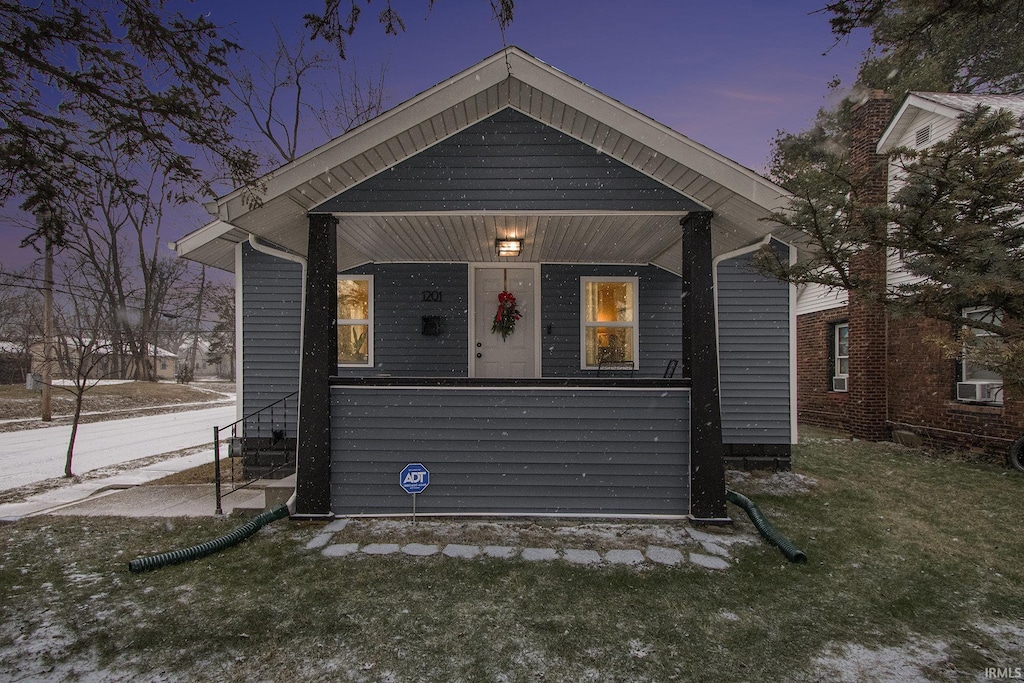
[960,307,1003,403]
[832,322,849,391]
[337,275,373,368]
[579,276,640,370]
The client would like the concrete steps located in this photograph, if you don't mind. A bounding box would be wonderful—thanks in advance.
[227,474,295,516]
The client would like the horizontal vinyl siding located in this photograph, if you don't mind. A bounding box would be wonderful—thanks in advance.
[885,110,957,292]
[314,108,701,213]
[541,264,682,378]
[330,387,689,516]
[241,243,301,435]
[886,110,959,202]
[717,246,791,444]
[336,263,469,377]
[796,283,847,316]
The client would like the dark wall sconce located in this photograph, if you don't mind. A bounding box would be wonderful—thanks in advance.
[422,315,444,336]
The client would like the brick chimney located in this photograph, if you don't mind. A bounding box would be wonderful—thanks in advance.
[847,89,892,441]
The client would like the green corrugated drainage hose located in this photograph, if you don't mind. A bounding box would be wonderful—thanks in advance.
[726,489,808,564]
[128,504,290,573]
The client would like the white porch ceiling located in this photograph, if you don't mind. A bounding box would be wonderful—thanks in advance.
[334,213,684,271]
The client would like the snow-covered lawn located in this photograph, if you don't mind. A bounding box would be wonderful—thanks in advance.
[1,422,1022,681]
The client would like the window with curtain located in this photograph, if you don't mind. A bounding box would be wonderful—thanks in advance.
[581,277,638,369]
[337,277,372,366]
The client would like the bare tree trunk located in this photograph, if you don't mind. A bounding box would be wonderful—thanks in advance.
[65,387,85,477]
[54,299,116,479]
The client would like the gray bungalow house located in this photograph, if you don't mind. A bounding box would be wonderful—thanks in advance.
[174,47,795,522]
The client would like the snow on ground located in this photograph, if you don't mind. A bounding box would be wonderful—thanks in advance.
[808,621,1024,682]
[810,638,952,682]
[51,379,136,387]
[727,469,819,496]
[0,404,236,491]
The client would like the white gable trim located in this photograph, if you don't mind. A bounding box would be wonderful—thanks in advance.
[207,47,787,226]
[178,47,790,272]
[879,93,970,153]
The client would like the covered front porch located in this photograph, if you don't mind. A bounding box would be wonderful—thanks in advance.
[292,205,732,520]
[173,48,793,524]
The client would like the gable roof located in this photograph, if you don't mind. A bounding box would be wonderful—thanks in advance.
[311,108,704,214]
[174,47,789,274]
[878,91,1024,153]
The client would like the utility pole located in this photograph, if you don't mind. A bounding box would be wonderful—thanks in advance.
[152,314,159,381]
[39,213,55,422]
[188,266,207,382]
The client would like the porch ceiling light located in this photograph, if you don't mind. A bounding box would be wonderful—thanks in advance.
[495,238,522,257]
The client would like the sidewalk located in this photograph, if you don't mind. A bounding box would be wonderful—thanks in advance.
[0,450,270,521]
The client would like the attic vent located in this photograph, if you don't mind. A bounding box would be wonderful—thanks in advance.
[915,125,931,147]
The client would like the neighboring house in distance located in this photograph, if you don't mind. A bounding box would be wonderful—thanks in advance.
[0,341,29,384]
[178,338,231,380]
[26,339,178,381]
[173,47,798,521]
[148,345,178,381]
[796,91,1024,459]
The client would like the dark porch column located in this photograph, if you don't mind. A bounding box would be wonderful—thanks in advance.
[294,213,338,518]
[681,212,729,522]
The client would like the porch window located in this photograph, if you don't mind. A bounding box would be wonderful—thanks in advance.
[337,276,372,366]
[831,322,849,392]
[581,277,639,369]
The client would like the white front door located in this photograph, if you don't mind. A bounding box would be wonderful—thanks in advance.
[473,266,537,378]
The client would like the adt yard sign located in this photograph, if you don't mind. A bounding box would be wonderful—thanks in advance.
[400,463,430,494]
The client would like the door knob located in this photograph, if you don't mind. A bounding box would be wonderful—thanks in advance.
[476,353,482,358]
[476,342,482,348]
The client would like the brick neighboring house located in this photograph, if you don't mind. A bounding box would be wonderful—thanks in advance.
[796,91,1024,460]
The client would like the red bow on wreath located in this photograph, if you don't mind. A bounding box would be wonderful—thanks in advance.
[491,290,522,340]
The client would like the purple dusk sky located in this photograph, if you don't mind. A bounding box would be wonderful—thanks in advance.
[0,0,870,272]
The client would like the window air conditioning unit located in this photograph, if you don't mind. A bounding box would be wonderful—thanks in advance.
[956,381,1003,403]
[832,376,848,392]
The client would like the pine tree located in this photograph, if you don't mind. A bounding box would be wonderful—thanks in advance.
[763,0,1024,388]
[886,106,1024,385]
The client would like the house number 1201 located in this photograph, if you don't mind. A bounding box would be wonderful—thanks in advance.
[421,291,442,302]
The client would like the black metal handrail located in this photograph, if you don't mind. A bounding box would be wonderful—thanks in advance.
[213,391,298,514]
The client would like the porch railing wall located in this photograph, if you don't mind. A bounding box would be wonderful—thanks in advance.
[329,379,690,518]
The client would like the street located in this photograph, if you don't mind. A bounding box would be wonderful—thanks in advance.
[0,404,237,491]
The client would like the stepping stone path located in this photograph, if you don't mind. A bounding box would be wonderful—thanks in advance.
[521,547,559,562]
[311,520,757,570]
[563,549,602,565]
[645,545,685,567]
[402,543,438,557]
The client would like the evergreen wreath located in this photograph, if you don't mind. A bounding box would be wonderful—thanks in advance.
[491,290,522,340]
